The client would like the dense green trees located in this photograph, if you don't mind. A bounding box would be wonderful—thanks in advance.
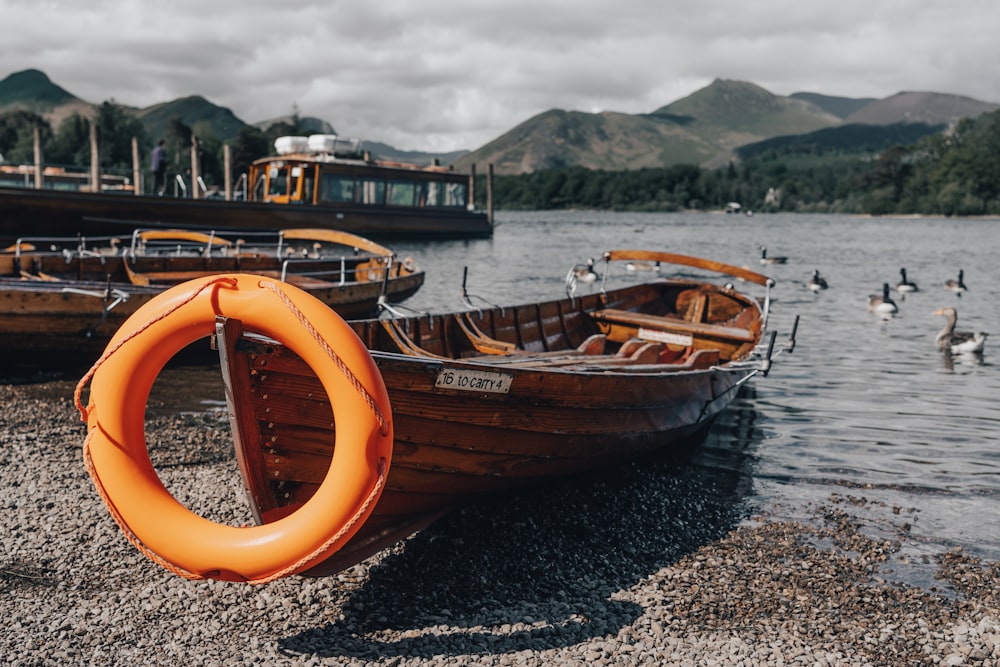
[0,101,324,196]
[0,103,278,194]
[481,109,1000,216]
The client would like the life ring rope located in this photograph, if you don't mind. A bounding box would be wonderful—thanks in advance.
[73,274,393,582]
[256,279,389,436]
[81,428,387,583]
[74,275,237,420]
[74,277,389,436]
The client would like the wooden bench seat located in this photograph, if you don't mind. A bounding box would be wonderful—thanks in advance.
[589,308,755,344]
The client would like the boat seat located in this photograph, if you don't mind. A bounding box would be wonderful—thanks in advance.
[589,308,755,344]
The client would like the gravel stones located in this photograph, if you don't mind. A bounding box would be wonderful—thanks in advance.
[1,381,998,665]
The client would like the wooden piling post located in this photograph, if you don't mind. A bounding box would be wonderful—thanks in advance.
[190,135,200,200]
[131,137,141,196]
[33,127,43,189]
[224,144,232,201]
[469,163,477,208]
[487,163,494,226]
[89,123,100,192]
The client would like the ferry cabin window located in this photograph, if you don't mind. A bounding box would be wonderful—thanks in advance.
[267,166,289,196]
[292,166,315,204]
[445,182,468,208]
[252,172,266,200]
[319,175,386,204]
[360,178,385,204]
[387,180,416,206]
[321,174,356,203]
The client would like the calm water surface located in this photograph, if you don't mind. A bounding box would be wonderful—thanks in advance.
[387,211,1000,570]
[72,211,1000,581]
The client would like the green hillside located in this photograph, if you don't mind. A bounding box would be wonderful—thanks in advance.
[788,92,876,119]
[457,79,851,174]
[0,69,78,108]
[136,95,247,143]
[453,108,717,175]
[735,122,944,161]
[652,79,840,143]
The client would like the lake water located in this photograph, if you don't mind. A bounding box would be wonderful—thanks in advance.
[386,210,1000,575]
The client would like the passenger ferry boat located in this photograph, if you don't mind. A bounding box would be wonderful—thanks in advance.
[0,134,493,243]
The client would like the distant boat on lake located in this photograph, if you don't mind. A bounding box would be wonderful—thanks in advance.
[0,134,494,243]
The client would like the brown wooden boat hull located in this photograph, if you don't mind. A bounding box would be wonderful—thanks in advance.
[216,277,768,576]
[0,270,424,363]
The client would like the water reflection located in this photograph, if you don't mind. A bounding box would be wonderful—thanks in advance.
[939,349,986,372]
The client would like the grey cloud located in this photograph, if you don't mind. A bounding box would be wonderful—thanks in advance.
[1,1,998,151]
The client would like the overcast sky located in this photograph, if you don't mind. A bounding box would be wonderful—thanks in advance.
[3,0,999,152]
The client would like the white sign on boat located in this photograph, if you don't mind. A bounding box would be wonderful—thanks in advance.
[435,368,513,393]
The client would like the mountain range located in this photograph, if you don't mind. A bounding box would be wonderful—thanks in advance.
[1,69,996,174]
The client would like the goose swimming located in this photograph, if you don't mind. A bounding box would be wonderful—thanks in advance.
[896,268,918,293]
[759,246,787,265]
[934,307,987,353]
[868,282,898,315]
[945,269,967,296]
[807,270,829,291]
[572,258,599,283]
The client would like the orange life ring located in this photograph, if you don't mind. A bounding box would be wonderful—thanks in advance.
[79,274,393,582]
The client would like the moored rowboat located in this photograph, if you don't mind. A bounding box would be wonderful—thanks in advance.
[1,227,423,364]
[76,250,791,581]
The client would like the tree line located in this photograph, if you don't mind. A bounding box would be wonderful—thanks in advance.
[0,102,307,194]
[477,109,1000,217]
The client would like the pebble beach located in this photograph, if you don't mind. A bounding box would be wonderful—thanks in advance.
[2,379,998,666]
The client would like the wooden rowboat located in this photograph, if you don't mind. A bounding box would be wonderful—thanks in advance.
[78,251,794,582]
[0,228,423,363]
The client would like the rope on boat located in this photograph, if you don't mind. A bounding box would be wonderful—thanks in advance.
[260,280,389,436]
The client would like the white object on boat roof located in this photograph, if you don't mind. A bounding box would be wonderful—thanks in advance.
[274,136,309,155]
[307,134,362,155]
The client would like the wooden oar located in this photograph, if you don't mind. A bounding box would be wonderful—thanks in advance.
[602,250,774,286]
[281,228,395,259]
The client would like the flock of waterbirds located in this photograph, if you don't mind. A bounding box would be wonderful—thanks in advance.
[758,245,987,356]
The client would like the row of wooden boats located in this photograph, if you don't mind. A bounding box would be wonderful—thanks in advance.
[1,227,424,363]
[74,248,793,582]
